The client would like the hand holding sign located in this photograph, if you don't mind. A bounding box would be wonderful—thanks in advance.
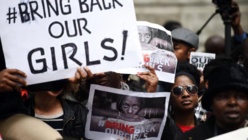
[0,69,27,92]
[137,65,158,92]
[68,66,92,84]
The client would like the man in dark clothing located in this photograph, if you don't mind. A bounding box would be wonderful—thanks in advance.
[175,64,248,140]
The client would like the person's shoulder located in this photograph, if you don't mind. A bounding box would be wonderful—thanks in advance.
[63,99,86,109]
[62,99,88,117]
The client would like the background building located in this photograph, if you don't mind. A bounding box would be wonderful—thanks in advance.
[134,0,248,51]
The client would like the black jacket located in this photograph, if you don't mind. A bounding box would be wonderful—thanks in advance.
[0,91,28,120]
[25,97,88,139]
[174,116,219,140]
[161,115,202,140]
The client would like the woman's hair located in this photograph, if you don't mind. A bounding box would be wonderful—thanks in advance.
[164,62,200,92]
[147,27,156,43]
[116,95,145,112]
[175,62,201,87]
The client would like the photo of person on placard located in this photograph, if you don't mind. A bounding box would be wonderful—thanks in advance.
[138,24,173,52]
[91,91,165,122]
[89,90,166,139]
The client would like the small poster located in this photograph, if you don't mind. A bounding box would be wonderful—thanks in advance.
[190,52,216,71]
[116,21,177,83]
[85,84,170,140]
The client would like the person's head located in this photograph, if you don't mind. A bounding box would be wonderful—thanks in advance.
[138,26,153,44]
[163,21,182,31]
[203,56,236,88]
[204,35,225,56]
[202,64,248,130]
[170,62,200,113]
[172,28,199,62]
[117,95,144,115]
[26,79,68,98]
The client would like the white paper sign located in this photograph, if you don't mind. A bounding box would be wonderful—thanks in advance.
[0,0,142,85]
[190,52,216,71]
[116,21,177,83]
[85,84,170,140]
[207,127,248,140]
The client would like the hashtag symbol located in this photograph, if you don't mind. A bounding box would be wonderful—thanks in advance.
[98,120,105,127]
[6,7,17,24]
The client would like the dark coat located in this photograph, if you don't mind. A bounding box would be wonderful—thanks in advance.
[174,116,216,140]
[161,115,202,140]
[25,97,88,139]
[0,91,27,120]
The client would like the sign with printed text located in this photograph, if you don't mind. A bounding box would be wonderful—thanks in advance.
[116,21,177,83]
[85,84,170,140]
[190,52,216,71]
[0,0,142,85]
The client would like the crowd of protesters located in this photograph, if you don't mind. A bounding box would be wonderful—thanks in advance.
[0,0,248,140]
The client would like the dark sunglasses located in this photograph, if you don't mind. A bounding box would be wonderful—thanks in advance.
[171,85,198,96]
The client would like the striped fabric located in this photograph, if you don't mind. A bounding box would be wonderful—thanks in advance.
[35,112,64,134]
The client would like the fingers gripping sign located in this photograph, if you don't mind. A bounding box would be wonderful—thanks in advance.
[0,69,27,92]
[68,66,93,84]
[137,65,158,92]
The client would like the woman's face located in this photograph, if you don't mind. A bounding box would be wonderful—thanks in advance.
[121,96,141,115]
[212,90,248,130]
[171,75,198,112]
[138,26,152,44]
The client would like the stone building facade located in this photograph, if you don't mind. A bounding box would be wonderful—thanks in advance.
[134,0,248,51]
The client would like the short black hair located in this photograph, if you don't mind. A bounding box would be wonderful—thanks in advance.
[163,21,182,31]
[176,62,201,87]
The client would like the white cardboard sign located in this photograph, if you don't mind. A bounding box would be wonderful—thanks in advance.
[0,0,142,85]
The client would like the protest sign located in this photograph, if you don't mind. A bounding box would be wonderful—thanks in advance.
[207,127,248,140]
[0,0,142,85]
[85,84,170,140]
[116,21,177,83]
[190,52,216,71]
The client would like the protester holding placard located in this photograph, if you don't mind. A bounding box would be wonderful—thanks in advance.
[77,64,159,101]
[0,41,63,140]
[24,67,92,139]
[162,62,202,140]
[176,63,248,140]
[77,65,159,121]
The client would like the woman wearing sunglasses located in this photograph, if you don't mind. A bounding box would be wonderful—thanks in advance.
[162,62,201,140]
